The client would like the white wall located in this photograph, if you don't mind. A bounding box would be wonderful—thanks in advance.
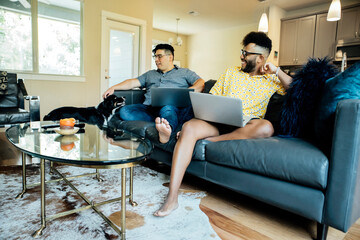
[268,5,286,66]
[187,23,257,81]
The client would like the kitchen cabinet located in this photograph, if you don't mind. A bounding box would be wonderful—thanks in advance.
[279,15,316,66]
[314,13,337,59]
[336,6,360,41]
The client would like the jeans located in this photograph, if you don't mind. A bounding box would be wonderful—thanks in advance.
[119,104,194,131]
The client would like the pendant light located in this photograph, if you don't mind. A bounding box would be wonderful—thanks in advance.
[258,0,268,33]
[327,0,341,21]
[258,13,268,33]
[168,18,183,46]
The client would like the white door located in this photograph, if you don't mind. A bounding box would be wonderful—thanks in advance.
[101,17,141,97]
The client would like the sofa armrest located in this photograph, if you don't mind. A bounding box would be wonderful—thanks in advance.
[17,79,28,97]
[324,99,360,231]
[25,96,40,121]
[113,89,145,105]
[203,80,216,93]
[18,79,40,121]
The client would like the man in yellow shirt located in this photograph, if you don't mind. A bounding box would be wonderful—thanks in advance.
[210,65,286,119]
[154,31,293,217]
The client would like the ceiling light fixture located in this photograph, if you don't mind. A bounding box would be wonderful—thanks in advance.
[188,10,200,16]
[258,0,268,33]
[168,18,183,46]
[327,0,341,21]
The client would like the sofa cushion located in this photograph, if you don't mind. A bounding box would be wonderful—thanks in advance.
[279,58,338,138]
[0,108,30,125]
[113,89,145,105]
[315,61,360,154]
[203,80,217,93]
[205,137,329,189]
[145,127,209,161]
[264,93,285,135]
[192,140,210,160]
[0,72,19,108]
[117,120,155,137]
[0,71,9,95]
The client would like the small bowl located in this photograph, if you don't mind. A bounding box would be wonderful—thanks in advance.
[54,127,80,136]
[54,135,79,143]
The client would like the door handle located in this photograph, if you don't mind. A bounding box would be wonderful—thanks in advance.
[105,76,111,79]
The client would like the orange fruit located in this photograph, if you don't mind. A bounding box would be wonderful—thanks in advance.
[61,142,75,151]
[60,118,76,128]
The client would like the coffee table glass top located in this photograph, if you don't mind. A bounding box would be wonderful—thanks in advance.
[6,121,153,166]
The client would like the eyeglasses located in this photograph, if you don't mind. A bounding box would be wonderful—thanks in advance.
[152,54,169,59]
[240,49,262,57]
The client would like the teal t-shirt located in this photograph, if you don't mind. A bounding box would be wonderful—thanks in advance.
[137,65,200,105]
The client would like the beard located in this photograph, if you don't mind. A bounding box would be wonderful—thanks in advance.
[241,58,256,73]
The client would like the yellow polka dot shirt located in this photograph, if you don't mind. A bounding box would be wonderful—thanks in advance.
[210,66,286,119]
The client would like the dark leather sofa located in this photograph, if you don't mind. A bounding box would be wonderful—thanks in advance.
[109,80,360,240]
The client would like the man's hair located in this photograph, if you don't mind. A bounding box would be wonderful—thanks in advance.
[242,32,272,54]
[152,44,175,57]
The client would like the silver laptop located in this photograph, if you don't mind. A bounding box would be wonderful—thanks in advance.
[189,92,252,127]
[151,88,194,107]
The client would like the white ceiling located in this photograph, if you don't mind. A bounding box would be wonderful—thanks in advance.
[153,0,331,35]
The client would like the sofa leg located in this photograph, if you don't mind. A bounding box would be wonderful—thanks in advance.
[317,223,328,240]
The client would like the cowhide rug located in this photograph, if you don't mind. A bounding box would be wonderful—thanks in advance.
[0,163,220,240]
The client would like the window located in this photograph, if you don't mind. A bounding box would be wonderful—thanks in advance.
[0,0,83,76]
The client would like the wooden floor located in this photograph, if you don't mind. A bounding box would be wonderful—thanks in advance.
[1,130,359,240]
[144,161,360,240]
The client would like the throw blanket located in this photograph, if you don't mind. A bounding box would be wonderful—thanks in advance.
[279,58,339,138]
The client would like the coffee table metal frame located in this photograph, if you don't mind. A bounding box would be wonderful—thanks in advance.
[6,123,152,240]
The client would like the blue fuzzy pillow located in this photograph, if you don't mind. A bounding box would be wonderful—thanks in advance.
[279,58,338,138]
[314,60,360,153]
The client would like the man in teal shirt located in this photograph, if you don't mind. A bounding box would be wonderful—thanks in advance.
[103,44,205,143]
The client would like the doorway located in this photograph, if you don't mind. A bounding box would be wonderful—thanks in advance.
[100,11,146,99]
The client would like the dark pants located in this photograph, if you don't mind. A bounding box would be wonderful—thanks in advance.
[119,104,194,131]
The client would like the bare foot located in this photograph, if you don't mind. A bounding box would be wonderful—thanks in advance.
[155,117,172,143]
[153,199,179,217]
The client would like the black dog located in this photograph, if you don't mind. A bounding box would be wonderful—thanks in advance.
[43,95,125,126]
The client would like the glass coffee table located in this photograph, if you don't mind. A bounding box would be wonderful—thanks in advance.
[6,121,153,239]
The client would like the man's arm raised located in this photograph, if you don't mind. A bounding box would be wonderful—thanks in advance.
[262,63,293,90]
[102,78,141,99]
